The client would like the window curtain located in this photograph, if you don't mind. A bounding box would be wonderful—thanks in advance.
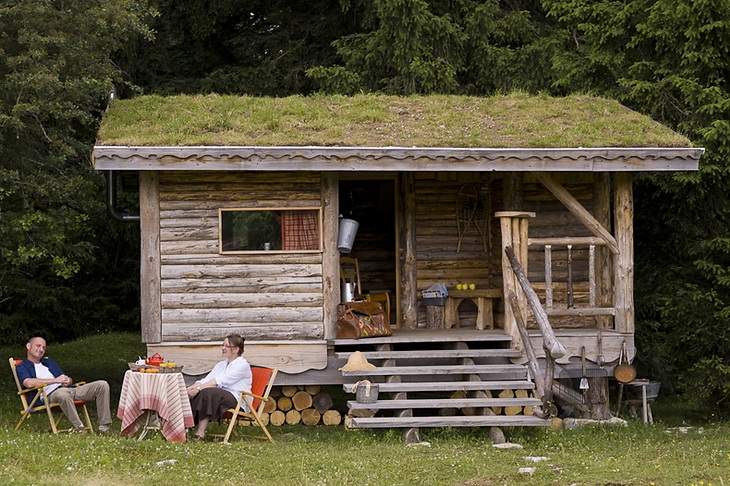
[280,211,319,250]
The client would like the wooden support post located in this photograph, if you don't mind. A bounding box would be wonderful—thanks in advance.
[399,173,418,329]
[426,306,445,329]
[544,245,553,309]
[140,171,161,343]
[613,173,634,334]
[496,211,535,351]
[594,173,613,329]
[322,173,339,340]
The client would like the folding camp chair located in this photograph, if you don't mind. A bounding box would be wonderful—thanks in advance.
[219,366,278,443]
[9,357,93,434]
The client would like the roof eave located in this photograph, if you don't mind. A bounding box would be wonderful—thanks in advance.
[92,146,704,172]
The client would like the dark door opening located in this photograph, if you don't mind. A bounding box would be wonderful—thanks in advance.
[339,179,397,322]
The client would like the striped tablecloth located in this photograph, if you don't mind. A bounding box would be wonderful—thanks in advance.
[117,370,194,442]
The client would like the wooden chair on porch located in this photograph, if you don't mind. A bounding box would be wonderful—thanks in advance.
[217,366,278,443]
[340,256,391,327]
[9,357,93,434]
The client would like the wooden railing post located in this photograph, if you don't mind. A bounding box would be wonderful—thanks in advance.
[505,246,566,360]
[496,211,535,351]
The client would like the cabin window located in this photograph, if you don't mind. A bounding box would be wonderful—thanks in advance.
[219,207,322,253]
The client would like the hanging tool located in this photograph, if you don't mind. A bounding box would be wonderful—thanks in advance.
[580,346,589,391]
[597,329,605,368]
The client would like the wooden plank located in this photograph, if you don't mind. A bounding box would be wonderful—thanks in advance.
[94,147,703,173]
[341,364,527,376]
[140,171,162,343]
[331,328,513,345]
[545,307,615,317]
[161,292,323,308]
[447,289,502,299]
[400,172,417,328]
[162,307,323,323]
[348,415,550,428]
[529,236,607,246]
[613,172,634,333]
[505,247,566,359]
[333,349,521,360]
[161,263,321,279]
[532,172,619,254]
[161,278,322,292]
[594,172,613,329]
[162,323,324,341]
[147,341,327,375]
[321,172,339,340]
[342,380,535,393]
[347,398,540,409]
[160,253,322,264]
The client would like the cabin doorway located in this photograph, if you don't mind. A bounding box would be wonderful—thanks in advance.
[339,177,397,325]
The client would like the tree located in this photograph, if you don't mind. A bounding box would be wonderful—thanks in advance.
[0,0,154,343]
[113,0,358,97]
[544,0,730,412]
[307,0,561,95]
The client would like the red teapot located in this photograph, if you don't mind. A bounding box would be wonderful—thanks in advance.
[146,353,164,366]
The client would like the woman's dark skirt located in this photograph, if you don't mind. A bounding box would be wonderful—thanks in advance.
[190,388,237,424]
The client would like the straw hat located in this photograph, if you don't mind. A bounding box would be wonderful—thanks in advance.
[338,351,376,371]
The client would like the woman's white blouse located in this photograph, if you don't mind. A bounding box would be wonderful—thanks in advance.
[201,356,252,406]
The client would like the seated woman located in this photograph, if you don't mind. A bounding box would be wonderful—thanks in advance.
[186,333,252,441]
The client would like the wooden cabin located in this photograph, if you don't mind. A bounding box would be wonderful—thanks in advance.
[93,93,703,428]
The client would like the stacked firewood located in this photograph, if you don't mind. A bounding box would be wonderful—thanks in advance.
[261,385,342,427]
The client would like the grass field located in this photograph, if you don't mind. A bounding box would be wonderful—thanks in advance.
[0,333,727,486]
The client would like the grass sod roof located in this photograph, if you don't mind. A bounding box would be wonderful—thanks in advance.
[96,92,692,149]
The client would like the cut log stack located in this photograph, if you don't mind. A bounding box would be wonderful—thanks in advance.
[261,385,341,427]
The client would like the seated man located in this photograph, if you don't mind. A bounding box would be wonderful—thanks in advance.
[16,335,112,434]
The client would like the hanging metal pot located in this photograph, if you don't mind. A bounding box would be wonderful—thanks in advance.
[614,341,636,384]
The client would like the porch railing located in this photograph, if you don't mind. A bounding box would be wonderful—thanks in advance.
[528,236,616,321]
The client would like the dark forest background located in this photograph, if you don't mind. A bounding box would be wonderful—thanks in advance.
[1,0,728,412]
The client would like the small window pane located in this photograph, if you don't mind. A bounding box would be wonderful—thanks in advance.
[220,208,321,253]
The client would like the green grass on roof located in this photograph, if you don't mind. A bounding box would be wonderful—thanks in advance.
[96,92,691,148]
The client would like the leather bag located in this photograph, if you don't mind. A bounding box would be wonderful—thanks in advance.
[336,301,391,339]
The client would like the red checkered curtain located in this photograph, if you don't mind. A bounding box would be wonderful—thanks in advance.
[281,211,319,250]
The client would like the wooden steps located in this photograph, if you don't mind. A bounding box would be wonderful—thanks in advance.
[347,397,541,410]
[336,330,550,430]
[341,363,527,377]
[335,348,522,360]
[343,380,536,393]
[348,415,550,428]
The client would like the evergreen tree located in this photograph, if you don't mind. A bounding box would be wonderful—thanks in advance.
[0,0,153,343]
[544,0,730,411]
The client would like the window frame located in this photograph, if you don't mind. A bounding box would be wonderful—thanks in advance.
[218,206,323,254]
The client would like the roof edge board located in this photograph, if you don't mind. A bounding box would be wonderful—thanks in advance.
[92,146,703,172]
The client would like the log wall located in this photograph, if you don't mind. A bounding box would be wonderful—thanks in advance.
[157,171,326,341]
[414,173,500,328]
[410,172,613,330]
[522,173,614,329]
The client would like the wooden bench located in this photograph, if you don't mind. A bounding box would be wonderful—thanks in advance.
[445,289,502,330]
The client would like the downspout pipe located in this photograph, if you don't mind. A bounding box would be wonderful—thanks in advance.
[106,170,140,222]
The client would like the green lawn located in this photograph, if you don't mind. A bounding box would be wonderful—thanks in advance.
[1,333,727,486]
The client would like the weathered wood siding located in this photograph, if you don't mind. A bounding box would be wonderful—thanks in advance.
[411,172,613,330]
[414,173,500,328]
[157,171,325,341]
[521,173,614,329]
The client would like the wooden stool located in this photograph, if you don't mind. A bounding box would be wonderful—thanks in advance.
[444,289,501,330]
[617,379,656,424]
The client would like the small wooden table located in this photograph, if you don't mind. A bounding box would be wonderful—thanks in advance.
[445,289,502,330]
[117,370,194,442]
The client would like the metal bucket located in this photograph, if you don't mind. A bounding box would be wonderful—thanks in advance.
[341,282,356,302]
[354,380,379,404]
[337,218,359,253]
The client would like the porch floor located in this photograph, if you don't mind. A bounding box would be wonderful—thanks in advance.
[329,327,511,346]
